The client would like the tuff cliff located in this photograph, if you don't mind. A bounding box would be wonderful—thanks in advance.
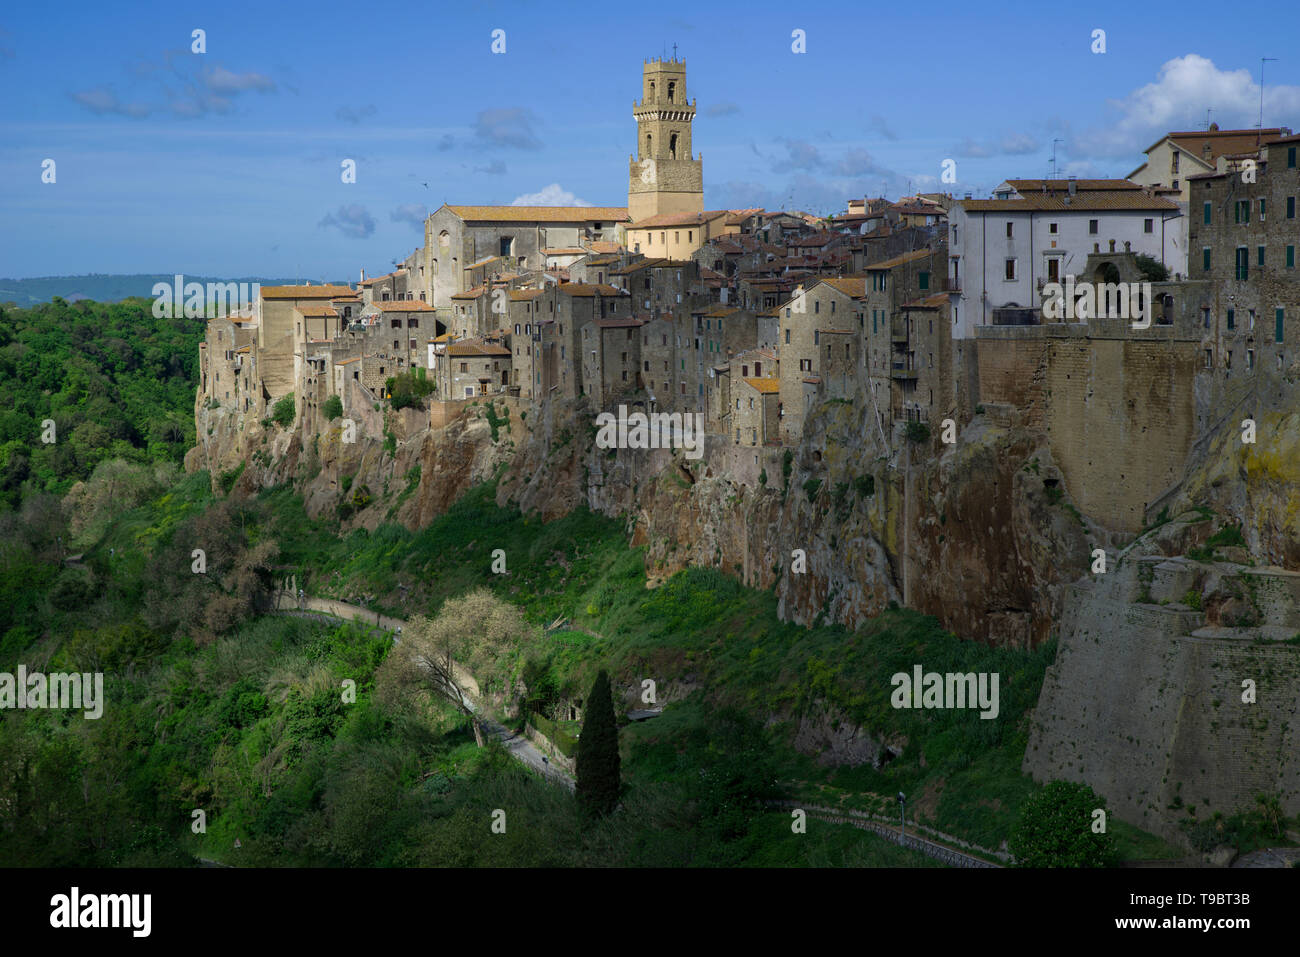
[188,384,1097,649]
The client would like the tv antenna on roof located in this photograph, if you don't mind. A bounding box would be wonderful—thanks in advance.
[1050,138,1064,178]
[1258,57,1278,145]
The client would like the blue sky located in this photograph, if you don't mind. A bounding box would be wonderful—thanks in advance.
[3,0,1299,279]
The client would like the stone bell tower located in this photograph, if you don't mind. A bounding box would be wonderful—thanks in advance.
[628,57,704,223]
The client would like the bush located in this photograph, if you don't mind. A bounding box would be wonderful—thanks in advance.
[484,401,507,442]
[1009,781,1117,867]
[218,461,245,495]
[271,394,295,428]
[1135,253,1170,283]
[385,372,435,411]
[854,474,875,497]
[802,478,822,502]
[322,395,343,420]
[904,421,930,444]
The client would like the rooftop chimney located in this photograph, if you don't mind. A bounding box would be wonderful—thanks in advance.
[1068,175,1077,197]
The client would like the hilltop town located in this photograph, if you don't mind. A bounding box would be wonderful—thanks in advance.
[198,58,1300,530]
[187,57,1300,842]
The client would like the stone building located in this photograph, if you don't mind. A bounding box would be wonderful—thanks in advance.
[199,317,259,413]
[257,284,355,401]
[1187,132,1300,414]
[861,248,949,436]
[732,375,780,447]
[626,210,730,259]
[422,205,627,313]
[359,299,440,374]
[894,293,953,426]
[777,277,866,443]
[438,338,512,399]
[627,57,704,222]
[581,317,645,404]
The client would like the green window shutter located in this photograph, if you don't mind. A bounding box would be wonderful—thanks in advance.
[1259,246,1266,267]
[1204,202,1212,225]
[919,271,929,291]
[1288,246,1296,269]
[1227,309,1235,330]
[1276,308,1285,344]
[1203,248,1211,271]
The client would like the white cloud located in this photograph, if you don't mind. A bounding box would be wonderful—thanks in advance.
[510,183,591,206]
[1079,54,1300,157]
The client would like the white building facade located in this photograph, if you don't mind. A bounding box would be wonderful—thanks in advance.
[946,179,1183,339]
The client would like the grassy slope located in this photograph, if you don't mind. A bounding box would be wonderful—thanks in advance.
[235,478,1179,855]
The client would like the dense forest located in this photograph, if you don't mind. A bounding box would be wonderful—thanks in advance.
[2,299,1224,867]
[0,297,203,510]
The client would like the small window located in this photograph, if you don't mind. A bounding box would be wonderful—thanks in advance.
[1049,222,1058,234]
[1004,258,1017,281]
[1006,221,1014,238]
[1203,202,1212,225]
[1203,248,1212,272]
[1144,218,1153,233]
[1088,220,1099,234]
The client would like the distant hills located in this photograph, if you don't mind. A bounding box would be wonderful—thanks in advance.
[0,274,330,306]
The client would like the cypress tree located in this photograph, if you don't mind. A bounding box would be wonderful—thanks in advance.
[575,669,621,816]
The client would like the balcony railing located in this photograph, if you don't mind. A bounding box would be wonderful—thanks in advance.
[991,306,1040,326]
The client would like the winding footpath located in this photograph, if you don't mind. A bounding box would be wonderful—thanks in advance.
[267,594,575,792]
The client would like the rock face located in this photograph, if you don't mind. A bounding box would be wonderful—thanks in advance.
[1024,520,1300,841]
[191,386,1099,649]
[791,702,901,768]
[497,394,1094,647]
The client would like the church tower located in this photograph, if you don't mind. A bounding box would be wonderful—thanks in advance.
[628,57,704,223]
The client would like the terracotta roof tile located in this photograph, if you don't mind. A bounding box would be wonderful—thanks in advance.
[262,284,354,299]
[446,205,628,223]
[372,299,434,311]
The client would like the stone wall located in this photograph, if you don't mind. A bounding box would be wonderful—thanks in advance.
[1045,325,1199,532]
[975,326,1046,423]
[1025,560,1300,842]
